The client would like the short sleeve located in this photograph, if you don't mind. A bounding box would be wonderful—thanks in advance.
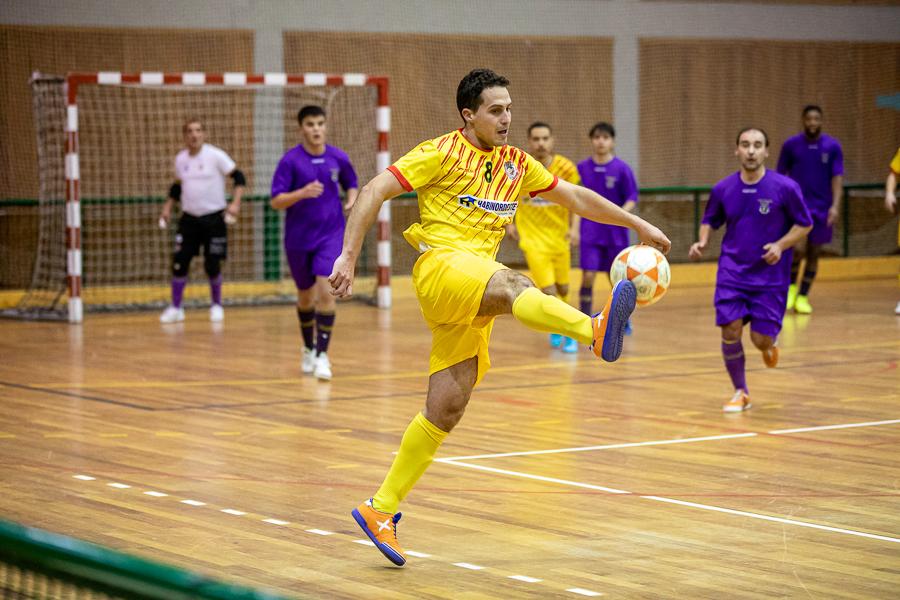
[890,148,900,175]
[173,155,181,181]
[785,179,812,228]
[213,146,236,175]
[622,165,639,203]
[270,155,293,197]
[388,140,442,191]
[336,150,358,191]
[830,141,844,178]
[776,142,791,175]
[521,152,557,197]
[701,185,726,230]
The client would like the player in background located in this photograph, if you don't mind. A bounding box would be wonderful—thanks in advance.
[884,146,900,315]
[330,68,670,567]
[690,128,812,413]
[575,122,639,334]
[271,106,359,381]
[505,122,581,352]
[776,105,844,314]
[159,119,244,323]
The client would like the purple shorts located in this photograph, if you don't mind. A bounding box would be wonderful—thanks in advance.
[286,236,342,291]
[714,284,786,339]
[807,215,833,246]
[580,241,627,273]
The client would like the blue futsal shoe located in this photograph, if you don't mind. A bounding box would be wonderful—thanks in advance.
[589,280,637,362]
[549,333,563,348]
[562,336,579,353]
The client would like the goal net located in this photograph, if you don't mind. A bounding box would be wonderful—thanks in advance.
[10,71,390,322]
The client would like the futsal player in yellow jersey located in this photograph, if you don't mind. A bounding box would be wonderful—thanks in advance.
[506,122,582,353]
[885,146,900,314]
[330,69,670,567]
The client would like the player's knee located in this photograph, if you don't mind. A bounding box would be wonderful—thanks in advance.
[204,255,222,278]
[582,271,596,287]
[557,284,569,298]
[721,322,742,342]
[749,331,773,351]
[172,254,190,277]
[505,270,534,299]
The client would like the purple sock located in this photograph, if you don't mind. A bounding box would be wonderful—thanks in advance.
[171,276,187,308]
[579,286,593,315]
[721,339,747,392]
[316,311,335,355]
[297,307,315,350]
[209,274,223,306]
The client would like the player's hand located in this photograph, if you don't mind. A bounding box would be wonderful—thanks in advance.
[299,180,325,200]
[886,192,897,214]
[329,251,355,298]
[158,208,171,229]
[505,223,519,241]
[688,241,705,261]
[826,205,839,226]
[635,221,671,255]
[225,204,240,225]
[344,195,357,212]
[761,242,783,265]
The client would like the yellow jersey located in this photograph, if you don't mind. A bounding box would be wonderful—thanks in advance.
[390,129,558,259]
[890,147,900,175]
[515,154,580,254]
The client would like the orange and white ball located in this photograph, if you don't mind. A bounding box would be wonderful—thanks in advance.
[609,244,671,307]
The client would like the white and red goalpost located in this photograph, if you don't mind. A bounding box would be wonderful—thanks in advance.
[58,71,391,323]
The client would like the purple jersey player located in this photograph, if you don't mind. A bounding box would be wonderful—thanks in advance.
[776,105,844,315]
[271,105,359,380]
[690,128,812,413]
[575,122,638,331]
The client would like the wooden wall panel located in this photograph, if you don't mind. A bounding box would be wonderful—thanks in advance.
[640,39,900,186]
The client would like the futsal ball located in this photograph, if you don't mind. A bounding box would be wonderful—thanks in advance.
[609,244,671,307]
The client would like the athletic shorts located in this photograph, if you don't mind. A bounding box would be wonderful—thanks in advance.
[176,211,227,259]
[285,234,343,291]
[580,240,627,273]
[807,214,833,246]
[523,248,570,291]
[412,248,506,386]
[714,284,787,339]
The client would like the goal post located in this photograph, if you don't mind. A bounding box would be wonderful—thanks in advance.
[29,71,391,323]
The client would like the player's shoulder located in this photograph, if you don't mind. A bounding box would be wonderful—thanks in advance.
[175,148,190,161]
[552,153,577,170]
[611,156,635,172]
[712,171,740,193]
[822,133,843,149]
[767,170,802,194]
[325,144,351,161]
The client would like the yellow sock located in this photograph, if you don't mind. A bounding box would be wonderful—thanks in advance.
[512,287,593,344]
[372,412,448,513]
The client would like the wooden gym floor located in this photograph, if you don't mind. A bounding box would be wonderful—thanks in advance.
[0,279,898,599]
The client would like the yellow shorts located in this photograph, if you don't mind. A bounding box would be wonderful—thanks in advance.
[412,248,506,386]
[523,248,570,291]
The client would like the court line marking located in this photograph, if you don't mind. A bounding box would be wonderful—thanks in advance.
[69,474,606,595]
[769,419,900,435]
[438,460,900,544]
[440,417,900,461]
[28,339,900,390]
[439,433,758,461]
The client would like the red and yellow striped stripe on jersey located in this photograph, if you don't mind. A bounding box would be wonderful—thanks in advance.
[515,154,580,255]
[389,129,557,259]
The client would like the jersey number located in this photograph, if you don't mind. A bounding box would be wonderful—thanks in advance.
[484,161,493,183]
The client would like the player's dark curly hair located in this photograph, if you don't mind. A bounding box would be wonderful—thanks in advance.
[456,69,510,118]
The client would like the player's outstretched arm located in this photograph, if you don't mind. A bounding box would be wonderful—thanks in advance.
[329,171,405,297]
[886,171,898,213]
[689,224,713,261]
[543,179,671,254]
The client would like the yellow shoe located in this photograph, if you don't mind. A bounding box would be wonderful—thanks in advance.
[794,295,813,314]
[351,499,407,566]
[762,345,779,368]
[785,284,798,311]
[723,389,752,413]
